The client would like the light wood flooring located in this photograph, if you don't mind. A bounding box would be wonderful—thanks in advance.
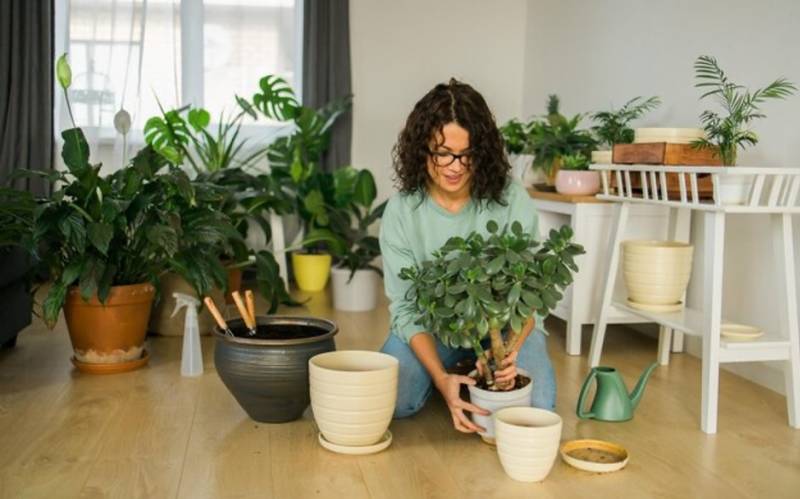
[1,287,799,499]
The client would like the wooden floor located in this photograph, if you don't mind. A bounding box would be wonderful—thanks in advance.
[1,287,799,499]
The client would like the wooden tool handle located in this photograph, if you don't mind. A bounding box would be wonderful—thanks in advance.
[231,291,255,330]
[245,290,256,326]
[204,297,228,331]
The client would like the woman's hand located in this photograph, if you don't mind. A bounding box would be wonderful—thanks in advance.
[433,373,489,433]
[477,350,519,386]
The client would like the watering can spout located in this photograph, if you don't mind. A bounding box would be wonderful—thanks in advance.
[629,362,658,409]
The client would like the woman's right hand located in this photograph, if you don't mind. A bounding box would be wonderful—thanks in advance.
[433,373,490,433]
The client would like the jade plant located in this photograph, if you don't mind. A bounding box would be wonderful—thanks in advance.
[591,96,661,148]
[401,221,583,390]
[693,55,796,166]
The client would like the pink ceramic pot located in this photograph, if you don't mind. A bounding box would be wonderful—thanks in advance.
[555,170,600,196]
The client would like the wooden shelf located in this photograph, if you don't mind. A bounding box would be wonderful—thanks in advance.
[527,188,608,204]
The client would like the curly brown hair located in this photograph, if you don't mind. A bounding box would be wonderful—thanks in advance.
[392,78,511,204]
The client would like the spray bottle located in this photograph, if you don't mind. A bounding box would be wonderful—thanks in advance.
[172,292,203,377]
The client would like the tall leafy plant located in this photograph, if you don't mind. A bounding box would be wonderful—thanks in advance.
[401,221,583,390]
[591,96,661,148]
[0,187,35,249]
[526,95,596,176]
[693,55,796,166]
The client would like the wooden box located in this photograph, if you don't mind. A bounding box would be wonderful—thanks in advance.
[610,143,722,198]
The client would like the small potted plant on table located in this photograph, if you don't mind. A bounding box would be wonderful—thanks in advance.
[554,153,601,196]
[401,221,583,442]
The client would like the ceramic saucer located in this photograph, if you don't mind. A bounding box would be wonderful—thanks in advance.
[318,430,392,455]
[560,439,629,473]
[721,323,764,342]
[626,298,683,313]
[71,350,150,374]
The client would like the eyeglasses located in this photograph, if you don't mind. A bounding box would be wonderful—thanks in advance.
[428,149,472,168]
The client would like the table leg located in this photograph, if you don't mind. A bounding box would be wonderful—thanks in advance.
[701,211,725,434]
[774,214,800,428]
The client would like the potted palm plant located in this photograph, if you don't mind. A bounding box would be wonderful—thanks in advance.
[526,95,597,187]
[554,153,600,196]
[692,55,796,204]
[401,221,583,441]
[301,168,386,311]
[591,96,661,163]
[236,75,352,292]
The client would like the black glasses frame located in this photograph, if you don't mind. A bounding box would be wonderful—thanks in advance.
[428,149,472,168]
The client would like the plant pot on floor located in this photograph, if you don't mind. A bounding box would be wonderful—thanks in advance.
[291,252,332,292]
[555,170,601,196]
[495,407,562,482]
[330,267,380,312]
[468,368,533,444]
[149,273,225,336]
[715,173,753,205]
[214,316,337,423]
[623,240,694,311]
[64,282,155,373]
[310,350,398,447]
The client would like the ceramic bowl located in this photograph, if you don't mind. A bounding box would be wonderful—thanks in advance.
[495,407,562,482]
[309,350,398,447]
[555,170,601,196]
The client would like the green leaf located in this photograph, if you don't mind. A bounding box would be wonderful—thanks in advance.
[56,53,72,89]
[61,260,83,286]
[60,128,91,175]
[303,190,325,216]
[508,282,522,305]
[511,221,523,236]
[521,289,543,309]
[486,220,499,233]
[43,282,67,328]
[252,75,299,121]
[486,254,505,274]
[352,169,377,207]
[187,108,211,131]
[88,222,113,255]
[236,95,257,119]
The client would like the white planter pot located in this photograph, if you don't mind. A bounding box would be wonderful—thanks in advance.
[331,267,380,312]
[309,350,398,447]
[495,407,562,482]
[468,368,533,442]
[622,240,693,306]
[715,174,752,205]
[509,153,534,183]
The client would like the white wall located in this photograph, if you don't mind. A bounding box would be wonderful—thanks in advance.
[349,0,529,202]
[522,0,800,393]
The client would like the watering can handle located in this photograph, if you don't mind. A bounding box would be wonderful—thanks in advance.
[576,368,597,419]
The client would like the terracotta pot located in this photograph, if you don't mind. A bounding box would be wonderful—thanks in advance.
[555,170,601,196]
[309,350,398,446]
[330,267,380,312]
[468,368,533,443]
[214,316,338,423]
[149,273,225,336]
[224,268,243,305]
[64,283,155,369]
[495,407,562,482]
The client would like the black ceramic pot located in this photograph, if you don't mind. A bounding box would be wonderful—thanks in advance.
[214,316,337,423]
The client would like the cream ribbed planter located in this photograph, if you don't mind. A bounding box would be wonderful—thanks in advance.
[309,350,398,447]
[623,241,694,308]
[495,407,562,482]
[468,368,533,443]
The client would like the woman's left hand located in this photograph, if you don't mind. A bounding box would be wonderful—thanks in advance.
[494,350,518,386]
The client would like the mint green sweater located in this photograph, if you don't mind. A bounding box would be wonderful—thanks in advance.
[380,181,541,343]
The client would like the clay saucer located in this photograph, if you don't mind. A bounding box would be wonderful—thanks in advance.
[560,439,629,473]
[71,350,150,374]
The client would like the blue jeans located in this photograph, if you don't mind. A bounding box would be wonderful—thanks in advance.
[380,329,556,418]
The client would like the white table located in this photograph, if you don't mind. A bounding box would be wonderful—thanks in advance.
[530,189,689,356]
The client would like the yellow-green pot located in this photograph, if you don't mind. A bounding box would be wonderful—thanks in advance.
[292,252,332,292]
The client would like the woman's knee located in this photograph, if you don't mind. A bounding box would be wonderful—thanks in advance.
[380,334,433,418]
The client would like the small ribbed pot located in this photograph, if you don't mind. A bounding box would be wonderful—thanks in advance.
[214,316,338,423]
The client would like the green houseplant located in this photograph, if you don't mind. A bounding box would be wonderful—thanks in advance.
[554,153,600,196]
[301,167,387,311]
[236,75,352,291]
[591,96,661,163]
[526,95,597,186]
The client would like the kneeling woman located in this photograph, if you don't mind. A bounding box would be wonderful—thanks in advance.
[379,78,556,433]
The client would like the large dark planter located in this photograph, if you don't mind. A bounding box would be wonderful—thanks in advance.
[214,316,338,423]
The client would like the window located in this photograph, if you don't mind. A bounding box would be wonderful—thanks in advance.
[57,0,302,139]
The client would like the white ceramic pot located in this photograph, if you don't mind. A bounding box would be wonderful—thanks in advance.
[554,170,601,196]
[330,267,380,312]
[495,407,562,482]
[509,153,534,183]
[468,368,533,442]
[633,128,705,144]
[715,174,752,205]
[622,240,693,306]
[591,150,613,164]
[309,350,398,447]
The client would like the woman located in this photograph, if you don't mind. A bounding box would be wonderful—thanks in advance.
[379,78,556,434]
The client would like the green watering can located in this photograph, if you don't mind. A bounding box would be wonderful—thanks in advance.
[576,363,658,422]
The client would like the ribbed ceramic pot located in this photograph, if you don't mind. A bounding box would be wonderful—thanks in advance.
[495,407,562,482]
[214,316,338,423]
[468,368,533,443]
[309,350,398,446]
[622,240,694,306]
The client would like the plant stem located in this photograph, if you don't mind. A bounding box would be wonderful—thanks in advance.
[489,328,513,391]
[505,317,536,353]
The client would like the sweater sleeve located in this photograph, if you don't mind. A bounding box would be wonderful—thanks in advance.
[506,180,541,241]
[379,197,426,343]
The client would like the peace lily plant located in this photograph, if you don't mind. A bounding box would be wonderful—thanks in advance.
[401,221,583,390]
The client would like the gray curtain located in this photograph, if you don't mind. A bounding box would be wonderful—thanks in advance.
[0,0,54,196]
[302,0,352,172]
